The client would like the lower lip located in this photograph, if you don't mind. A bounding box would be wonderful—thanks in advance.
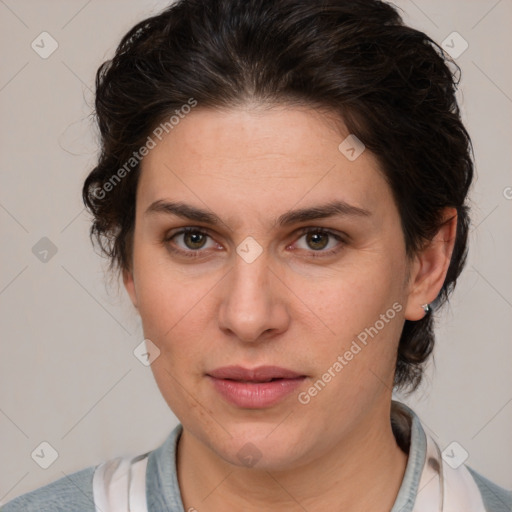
[208,376,306,408]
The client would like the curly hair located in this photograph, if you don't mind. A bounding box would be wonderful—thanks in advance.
[82,0,474,392]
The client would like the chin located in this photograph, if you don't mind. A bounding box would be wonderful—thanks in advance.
[212,424,310,472]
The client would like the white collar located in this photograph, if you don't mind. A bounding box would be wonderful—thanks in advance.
[92,401,487,511]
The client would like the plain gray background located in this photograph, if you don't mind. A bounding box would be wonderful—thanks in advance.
[1,0,511,503]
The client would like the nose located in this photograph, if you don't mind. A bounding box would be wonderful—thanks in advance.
[217,253,290,344]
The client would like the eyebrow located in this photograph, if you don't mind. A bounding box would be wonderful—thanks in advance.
[144,199,371,228]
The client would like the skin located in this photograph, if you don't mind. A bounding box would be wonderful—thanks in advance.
[123,105,457,511]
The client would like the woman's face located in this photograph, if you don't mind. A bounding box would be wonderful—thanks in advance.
[124,105,416,470]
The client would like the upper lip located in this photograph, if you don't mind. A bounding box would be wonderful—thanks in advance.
[207,365,305,381]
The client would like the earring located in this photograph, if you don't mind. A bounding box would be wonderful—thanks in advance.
[421,303,430,314]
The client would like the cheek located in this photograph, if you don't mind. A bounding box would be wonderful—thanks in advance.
[133,245,207,337]
[313,256,404,336]
[134,266,217,385]
[301,255,406,396]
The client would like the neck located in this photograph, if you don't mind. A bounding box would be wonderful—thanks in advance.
[177,402,408,512]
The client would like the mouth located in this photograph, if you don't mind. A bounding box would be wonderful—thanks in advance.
[207,365,305,381]
[206,366,307,408]
[223,377,292,383]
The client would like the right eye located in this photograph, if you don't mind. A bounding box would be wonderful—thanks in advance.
[163,227,219,258]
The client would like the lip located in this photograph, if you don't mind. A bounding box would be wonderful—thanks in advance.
[207,365,306,409]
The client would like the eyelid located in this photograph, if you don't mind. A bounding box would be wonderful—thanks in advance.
[292,227,346,258]
[162,226,218,259]
[163,225,347,258]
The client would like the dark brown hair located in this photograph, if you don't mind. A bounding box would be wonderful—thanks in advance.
[82,0,474,392]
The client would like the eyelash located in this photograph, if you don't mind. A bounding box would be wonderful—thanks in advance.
[162,226,346,260]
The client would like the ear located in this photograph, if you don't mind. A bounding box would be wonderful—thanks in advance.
[122,268,138,310]
[404,207,458,321]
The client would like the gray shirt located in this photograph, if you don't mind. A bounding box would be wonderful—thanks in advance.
[2,402,511,511]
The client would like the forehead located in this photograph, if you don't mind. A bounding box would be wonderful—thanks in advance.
[137,106,394,224]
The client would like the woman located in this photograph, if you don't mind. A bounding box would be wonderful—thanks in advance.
[3,0,510,510]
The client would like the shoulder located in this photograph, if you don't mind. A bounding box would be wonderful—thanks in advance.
[1,426,183,512]
[1,465,97,512]
[466,466,512,512]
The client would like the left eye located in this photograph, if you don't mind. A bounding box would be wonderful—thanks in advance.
[294,228,343,254]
